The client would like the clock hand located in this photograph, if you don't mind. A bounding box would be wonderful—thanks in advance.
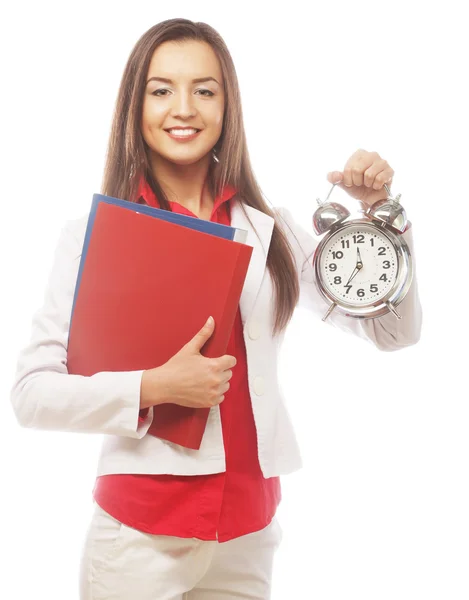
[345,266,358,286]
[345,250,360,286]
[357,247,363,266]
[343,245,364,287]
[345,262,363,286]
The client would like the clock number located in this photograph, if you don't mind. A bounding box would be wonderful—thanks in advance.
[353,234,365,244]
[370,238,375,247]
[378,247,386,256]
[357,289,365,297]
[383,261,391,269]
[341,240,350,249]
[329,263,337,272]
[370,284,378,292]
[334,276,342,284]
[332,251,344,259]
[380,273,387,282]
[345,285,352,294]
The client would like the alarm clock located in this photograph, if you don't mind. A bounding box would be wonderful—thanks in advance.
[312,183,413,321]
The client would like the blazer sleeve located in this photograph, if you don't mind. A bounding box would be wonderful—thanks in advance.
[275,206,423,352]
[9,218,154,437]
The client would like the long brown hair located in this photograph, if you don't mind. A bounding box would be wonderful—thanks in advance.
[101,18,300,336]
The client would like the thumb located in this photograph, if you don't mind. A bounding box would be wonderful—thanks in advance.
[188,316,215,353]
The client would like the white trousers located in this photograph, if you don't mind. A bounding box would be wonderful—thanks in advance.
[79,501,283,599]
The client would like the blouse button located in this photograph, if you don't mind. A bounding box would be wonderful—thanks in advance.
[254,376,265,396]
[248,320,261,340]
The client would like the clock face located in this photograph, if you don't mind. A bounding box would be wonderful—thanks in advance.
[319,223,399,306]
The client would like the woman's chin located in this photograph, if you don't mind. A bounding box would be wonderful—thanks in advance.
[156,150,213,167]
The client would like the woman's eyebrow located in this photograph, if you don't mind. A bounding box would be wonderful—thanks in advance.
[146,76,220,85]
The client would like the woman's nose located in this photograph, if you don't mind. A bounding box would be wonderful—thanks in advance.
[170,92,196,117]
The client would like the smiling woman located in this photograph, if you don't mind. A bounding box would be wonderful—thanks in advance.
[8,15,422,600]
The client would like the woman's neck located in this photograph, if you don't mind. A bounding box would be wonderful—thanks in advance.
[149,152,214,217]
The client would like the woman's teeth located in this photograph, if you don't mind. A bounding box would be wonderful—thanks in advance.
[167,128,199,136]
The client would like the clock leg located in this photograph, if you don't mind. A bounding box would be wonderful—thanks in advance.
[322,302,337,321]
[386,301,402,319]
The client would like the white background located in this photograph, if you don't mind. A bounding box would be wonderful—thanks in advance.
[1,1,468,598]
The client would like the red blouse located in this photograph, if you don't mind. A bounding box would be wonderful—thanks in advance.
[92,177,281,542]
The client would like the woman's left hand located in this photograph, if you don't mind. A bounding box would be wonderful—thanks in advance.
[327,149,395,208]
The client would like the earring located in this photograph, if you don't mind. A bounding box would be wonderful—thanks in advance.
[212,147,220,163]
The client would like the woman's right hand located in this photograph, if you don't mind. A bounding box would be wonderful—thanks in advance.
[140,316,236,410]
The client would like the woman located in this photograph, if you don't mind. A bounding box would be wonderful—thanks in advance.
[10,18,422,600]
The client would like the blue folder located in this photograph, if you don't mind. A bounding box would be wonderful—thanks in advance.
[70,193,248,321]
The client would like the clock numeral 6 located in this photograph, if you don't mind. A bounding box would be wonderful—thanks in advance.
[357,289,365,297]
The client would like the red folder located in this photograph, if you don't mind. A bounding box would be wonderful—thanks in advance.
[67,201,253,449]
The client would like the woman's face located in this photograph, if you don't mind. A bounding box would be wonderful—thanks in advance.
[142,40,225,166]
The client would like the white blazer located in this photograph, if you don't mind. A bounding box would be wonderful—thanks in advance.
[10,200,422,479]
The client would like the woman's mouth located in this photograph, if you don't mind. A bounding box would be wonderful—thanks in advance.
[164,128,202,142]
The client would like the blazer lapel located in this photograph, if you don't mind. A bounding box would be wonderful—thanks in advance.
[230,199,275,326]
